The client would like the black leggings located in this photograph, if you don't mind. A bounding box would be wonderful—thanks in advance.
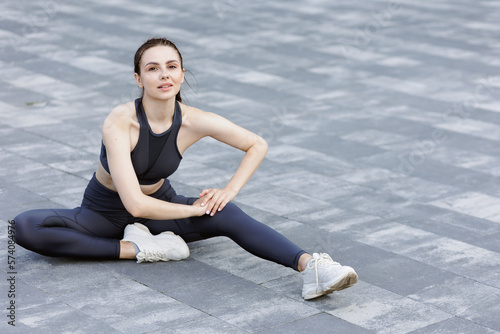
[14,175,306,271]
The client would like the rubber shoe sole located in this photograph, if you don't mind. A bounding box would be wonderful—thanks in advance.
[303,267,358,300]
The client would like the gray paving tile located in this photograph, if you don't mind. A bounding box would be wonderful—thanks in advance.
[154,316,248,334]
[0,81,52,108]
[392,204,500,246]
[399,237,500,288]
[467,231,500,253]
[356,222,500,288]
[408,317,500,334]
[260,274,303,302]
[315,282,452,334]
[0,127,46,146]
[324,191,409,220]
[258,312,375,334]
[101,257,232,292]
[168,275,318,333]
[59,276,207,333]
[236,188,329,216]
[430,191,500,223]
[0,180,49,210]
[458,294,500,333]
[1,199,62,222]
[1,301,121,334]
[189,238,294,285]
[408,276,500,332]
[15,255,122,295]
[295,135,387,162]
[356,256,458,297]
[259,169,372,201]
[367,175,463,202]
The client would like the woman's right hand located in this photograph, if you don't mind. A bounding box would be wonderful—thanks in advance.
[191,198,208,217]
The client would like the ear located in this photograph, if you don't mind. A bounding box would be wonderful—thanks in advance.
[134,73,143,87]
[181,68,185,84]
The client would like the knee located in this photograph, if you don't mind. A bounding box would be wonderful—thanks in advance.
[210,202,255,233]
[210,202,240,223]
[12,210,43,249]
[219,202,240,215]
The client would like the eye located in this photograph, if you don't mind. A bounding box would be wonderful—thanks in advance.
[168,65,177,69]
[148,66,157,71]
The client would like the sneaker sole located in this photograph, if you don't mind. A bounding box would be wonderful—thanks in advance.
[323,270,358,294]
[303,270,358,300]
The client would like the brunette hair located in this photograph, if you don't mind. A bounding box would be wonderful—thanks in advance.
[134,37,184,102]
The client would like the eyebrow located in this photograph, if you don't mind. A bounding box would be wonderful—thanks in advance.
[144,60,179,67]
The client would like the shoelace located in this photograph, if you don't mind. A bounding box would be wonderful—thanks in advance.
[309,253,340,293]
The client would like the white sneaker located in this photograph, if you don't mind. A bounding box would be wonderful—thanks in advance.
[122,223,190,263]
[301,253,358,300]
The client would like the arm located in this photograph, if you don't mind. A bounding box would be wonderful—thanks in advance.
[188,108,268,215]
[102,106,206,220]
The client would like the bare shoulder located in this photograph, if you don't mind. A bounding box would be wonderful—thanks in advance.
[179,103,206,123]
[177,102,264,151]
[107,101,136,122]
[102,101,137,132]
[179,103,223,128]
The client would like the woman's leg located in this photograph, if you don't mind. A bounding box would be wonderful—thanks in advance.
[141,188,358,299]
[196,202,307,271]
[14,207,123,259]
[142,195,307,271]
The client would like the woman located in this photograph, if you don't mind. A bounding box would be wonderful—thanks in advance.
[13,38,357,300]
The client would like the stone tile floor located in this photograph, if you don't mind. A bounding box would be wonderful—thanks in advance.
[1,0,499,333]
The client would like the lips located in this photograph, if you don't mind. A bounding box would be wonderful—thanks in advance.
[158,83,173,89]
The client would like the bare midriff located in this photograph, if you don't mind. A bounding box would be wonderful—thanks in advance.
[95,162,164,195]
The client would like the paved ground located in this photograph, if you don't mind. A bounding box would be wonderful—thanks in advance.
[1,0,500,333]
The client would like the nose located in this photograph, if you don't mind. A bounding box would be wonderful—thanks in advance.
[160,69,169,79]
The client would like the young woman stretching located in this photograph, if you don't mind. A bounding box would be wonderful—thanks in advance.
[13,38,358,300]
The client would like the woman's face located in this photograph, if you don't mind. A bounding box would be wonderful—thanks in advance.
[134,45,185,101]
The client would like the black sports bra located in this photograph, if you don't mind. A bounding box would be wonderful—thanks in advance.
[100,98,183,185]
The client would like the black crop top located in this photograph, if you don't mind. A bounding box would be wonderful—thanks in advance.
[100,98,183,185]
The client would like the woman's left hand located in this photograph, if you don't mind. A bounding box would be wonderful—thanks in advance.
[199,188,237,216]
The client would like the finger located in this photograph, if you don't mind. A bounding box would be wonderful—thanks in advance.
[204,194,216,215]
[193,198,205,209]
[199,188,212,198]
[207,192,223,216]
[211,193,228,216]
[217,197,229,212]
[201,190,215,207]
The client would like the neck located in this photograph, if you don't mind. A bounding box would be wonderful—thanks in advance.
[141,95,176,123]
